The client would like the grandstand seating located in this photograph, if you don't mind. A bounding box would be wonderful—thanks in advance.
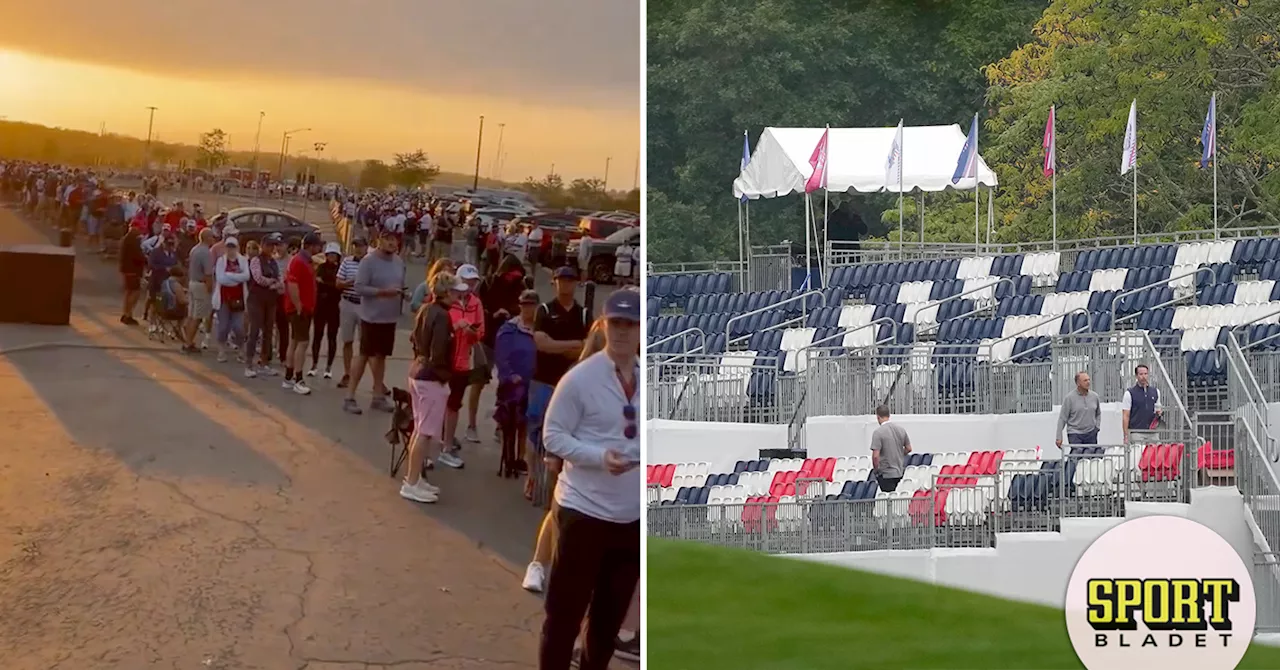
[647,442,1198,534]
[648,240,1280,407]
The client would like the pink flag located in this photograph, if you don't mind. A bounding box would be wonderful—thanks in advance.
[804,128,829,193]
[1043,105,1056,177]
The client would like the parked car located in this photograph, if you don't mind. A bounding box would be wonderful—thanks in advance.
[578,225,640,284]
[210,207,320,246]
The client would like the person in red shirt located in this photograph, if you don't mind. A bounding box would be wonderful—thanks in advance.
[162,202,185,230]
[284,232,325,394]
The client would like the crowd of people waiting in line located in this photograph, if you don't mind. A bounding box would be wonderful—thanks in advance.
[1,160,641,667]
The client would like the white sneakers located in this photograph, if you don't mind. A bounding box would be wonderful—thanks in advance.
[399,479,439,503]
[522,562,546,592]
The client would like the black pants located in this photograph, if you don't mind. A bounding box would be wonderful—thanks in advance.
[275,301,290,363]
[540,505,640,670]
[311,300,340,369]
[1067,430,1098,445]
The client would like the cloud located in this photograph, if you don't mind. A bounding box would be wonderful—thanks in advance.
[0,0,640,110]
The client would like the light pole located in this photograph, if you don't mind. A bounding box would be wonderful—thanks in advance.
[491,122,505,179]
[472,115,485,191]
[603,156,611,192]
[301,142,326,221]
[144,106,158,171]
[251,111,265,175]
[277,127,311,183]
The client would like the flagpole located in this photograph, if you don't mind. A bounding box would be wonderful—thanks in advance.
[1212,93,1219,241]
[897,126,905,259]
[823,126,830,284]
[987,184,994,245]
[919,191,924,242]
[804,194,812,292]
[1051,106,1057,251]
[1132,162,1138,244]
[745,197,752,290]
[737,198,745,288]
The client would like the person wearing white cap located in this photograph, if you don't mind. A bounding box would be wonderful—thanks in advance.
[438,263,485,467]
[212,237,251,363]
[308,242,345,378]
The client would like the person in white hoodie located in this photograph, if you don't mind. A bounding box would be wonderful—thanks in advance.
[212,237,251,363]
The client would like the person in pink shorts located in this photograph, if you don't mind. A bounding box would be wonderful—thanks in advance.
[399,272,465,504]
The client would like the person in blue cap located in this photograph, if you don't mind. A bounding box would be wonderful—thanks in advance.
[539,287,641,670]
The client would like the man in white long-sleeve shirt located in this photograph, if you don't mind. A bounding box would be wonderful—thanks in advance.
[540,289,641,670]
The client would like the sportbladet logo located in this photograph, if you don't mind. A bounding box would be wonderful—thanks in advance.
[1065,516,1256,670]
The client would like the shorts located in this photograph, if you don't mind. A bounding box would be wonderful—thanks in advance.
[189,283,212,320]
[359,320,397,358]
[876,476,901,493]
[122,272,142,292]
[470,344,493,384]
[289,312,313,343]
[408,379,448,439]
[447,373,471,411]
[338,299,361,343]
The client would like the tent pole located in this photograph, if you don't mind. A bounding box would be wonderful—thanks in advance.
[823,187,829,286]
[919,191,924,242]
[974,184,980,252]
[987,185,994,246]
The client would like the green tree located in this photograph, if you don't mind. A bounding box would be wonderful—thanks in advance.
[647,0,1047,263]
[359,159,393,190]
[390,149,440,188]
[196,129,229,171]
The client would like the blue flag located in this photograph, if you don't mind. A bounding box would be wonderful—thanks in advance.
[740,131,751,203]
[1200,93,1216,169]
[952,114,979,184]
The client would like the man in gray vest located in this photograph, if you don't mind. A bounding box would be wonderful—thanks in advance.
[1121,364,1162,444]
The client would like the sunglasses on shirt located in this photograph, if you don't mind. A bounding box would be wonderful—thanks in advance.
[624,404,637,440]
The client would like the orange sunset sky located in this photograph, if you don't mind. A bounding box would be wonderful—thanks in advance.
[0,0,640,185]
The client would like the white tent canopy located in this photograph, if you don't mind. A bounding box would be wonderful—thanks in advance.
[733,124,998,200]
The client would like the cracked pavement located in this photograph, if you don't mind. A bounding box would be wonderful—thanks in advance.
[0,207,547,669]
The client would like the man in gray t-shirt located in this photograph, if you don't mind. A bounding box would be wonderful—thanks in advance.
[870,404,911,493]
[184,228,215,352]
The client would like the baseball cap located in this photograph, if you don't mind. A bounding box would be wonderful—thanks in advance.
[603,289,640,322]
[457,264,481,280]
[323,242,342,256]
[263,233,283,244]
[518,289,540,305]
[223,223,239,236]
[224,236,239,248]
[302,232,324,247]
[553,265,580,280]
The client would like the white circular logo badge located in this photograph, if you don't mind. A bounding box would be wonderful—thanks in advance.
[1065,515,1255,670]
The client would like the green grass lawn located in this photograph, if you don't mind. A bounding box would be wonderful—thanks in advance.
[648,539,1280,669]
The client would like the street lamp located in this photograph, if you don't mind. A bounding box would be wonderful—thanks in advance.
[277,126,311,181]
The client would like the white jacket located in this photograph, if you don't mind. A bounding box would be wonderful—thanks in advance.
[212,253,251,311]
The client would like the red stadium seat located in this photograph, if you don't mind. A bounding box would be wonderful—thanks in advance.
[782,470,799,485]
[782,483,796,497]
[660,463,676,487]
[799,458,816,477]
[908,489,932,526]
[960,464,979,486]
[933,488,951,526]
[938,464,956,485]
[769,471,786,490]
[966,451,983,468]
[646,465,657,485]
[821,457,837,481]
[1198,441,1235,470]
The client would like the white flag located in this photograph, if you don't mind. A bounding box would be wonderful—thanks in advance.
[1120,99,1138,175]
[885,119,904,190]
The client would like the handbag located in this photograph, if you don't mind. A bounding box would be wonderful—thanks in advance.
[470,341,490,370]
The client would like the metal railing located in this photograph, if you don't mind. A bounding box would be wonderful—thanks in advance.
[1220,334,1280,558]
[648,446,1200,553]
[823,226,1280,269]
[646,353,799,423]
[1109,265,1218,329]
[724,289,828,348]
